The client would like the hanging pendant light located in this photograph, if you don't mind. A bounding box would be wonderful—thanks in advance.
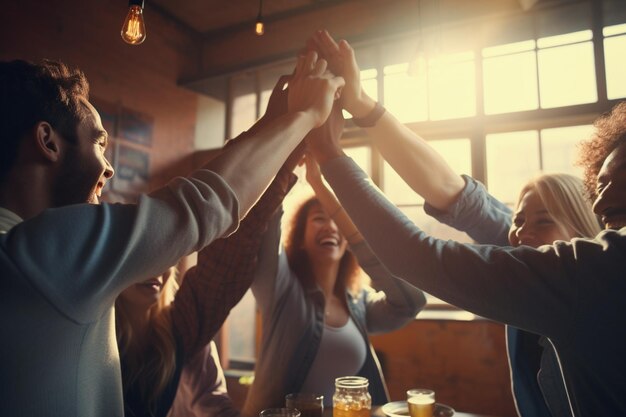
[121,0,147,45]
[255,0,265,36]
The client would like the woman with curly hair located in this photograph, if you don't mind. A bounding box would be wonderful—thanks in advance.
[578,101,626,229]
[242,107,427,417]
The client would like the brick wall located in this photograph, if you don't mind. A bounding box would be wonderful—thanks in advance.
[0,0,201,189]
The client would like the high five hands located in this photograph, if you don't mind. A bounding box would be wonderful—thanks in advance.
[287,50,345,129]
[307,30,376,119]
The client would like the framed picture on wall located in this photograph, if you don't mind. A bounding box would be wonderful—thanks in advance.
[111,143,150,196]
[119,107,153,147]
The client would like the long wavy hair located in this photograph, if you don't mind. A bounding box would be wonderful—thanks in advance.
[517,173,602,238]
[284,197,362,295]
[115,267,179,414]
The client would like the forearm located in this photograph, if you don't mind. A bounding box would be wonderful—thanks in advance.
[321,156,573,337]
[366,110,464,210]
[172,174,294,358]
[204,112,315,217]
[348,91,465,211]
[309,179,362,244]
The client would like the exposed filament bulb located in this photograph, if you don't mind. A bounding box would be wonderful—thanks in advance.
[121,3,146,45]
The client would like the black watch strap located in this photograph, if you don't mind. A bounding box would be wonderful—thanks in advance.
[352,101,386,128]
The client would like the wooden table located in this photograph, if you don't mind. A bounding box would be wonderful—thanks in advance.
[322,406,497,417]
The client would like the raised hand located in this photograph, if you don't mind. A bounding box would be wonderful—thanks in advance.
[309,30,375,118]
[304,100,345,164]
[288,50,345,129]
[304,152,321,185]
[248,74,290,135]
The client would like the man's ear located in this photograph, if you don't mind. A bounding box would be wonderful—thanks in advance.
[34,122,61,163]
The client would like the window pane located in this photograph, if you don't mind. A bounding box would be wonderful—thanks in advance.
[259,89,272,116]
[482,40,536,58]
[483,51,538,115]
[428,52,476,120]
[383,160,424,206]
[231,93,257,139]
[603,23,626,37]
[604,35,626,99]
[227,289,256,362]
[430,139,472,176]
[538,42,597,108]
[382,138,471,205]
[384,63,428,123]
[540,125,593,176]
[537,30,593,48]
[344,146,372,176]
[486,131,540,204]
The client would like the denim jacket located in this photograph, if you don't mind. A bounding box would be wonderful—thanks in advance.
[423,175,571,417]
[242,210,426,417]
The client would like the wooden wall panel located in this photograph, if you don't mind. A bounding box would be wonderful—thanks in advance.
[370,319,517,417]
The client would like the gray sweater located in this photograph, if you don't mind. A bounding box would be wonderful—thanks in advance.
[0,170,239,417]
[321,155,626,417]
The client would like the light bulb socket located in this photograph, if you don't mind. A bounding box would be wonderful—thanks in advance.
[129,0,144,8]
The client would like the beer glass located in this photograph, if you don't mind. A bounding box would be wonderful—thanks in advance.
[259,408,301,417]
[407,389,435,417]
[285,393,324,417]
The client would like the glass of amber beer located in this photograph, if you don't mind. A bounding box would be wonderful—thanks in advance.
[407,389,435,417]
[285,393,324,417]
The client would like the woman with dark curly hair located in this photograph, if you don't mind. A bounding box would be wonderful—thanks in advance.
[578,102,626,229]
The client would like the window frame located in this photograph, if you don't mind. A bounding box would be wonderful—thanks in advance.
[219,0,625,368]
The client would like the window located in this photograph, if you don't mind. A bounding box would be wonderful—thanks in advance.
[537,31,597,108]
[482,40,538,115]
[230,93,256,139]
[382,138,472,241]
[486,131,540,204]
[486,125,593,204]
[220,0,624,341]
[604,24,626,99]
[384,63,428,123]
[541,125,594,176]
[428,51,476,120]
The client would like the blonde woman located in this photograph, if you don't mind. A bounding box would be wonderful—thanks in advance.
[114,165,294,417]
[114,77,302,417]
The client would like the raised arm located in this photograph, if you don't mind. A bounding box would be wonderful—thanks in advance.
[171,76,303,359]
[305,135,426,332]
[320,155,583,339]
[169,341,241,417]
[204,50,344,217]
[309,30,464,211]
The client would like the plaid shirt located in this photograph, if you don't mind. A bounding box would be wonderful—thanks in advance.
[171,169,296,360]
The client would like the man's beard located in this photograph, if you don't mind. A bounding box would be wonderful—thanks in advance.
[51,147,98,207]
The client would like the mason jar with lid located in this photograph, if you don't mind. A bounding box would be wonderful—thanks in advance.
[333,376,371,417]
